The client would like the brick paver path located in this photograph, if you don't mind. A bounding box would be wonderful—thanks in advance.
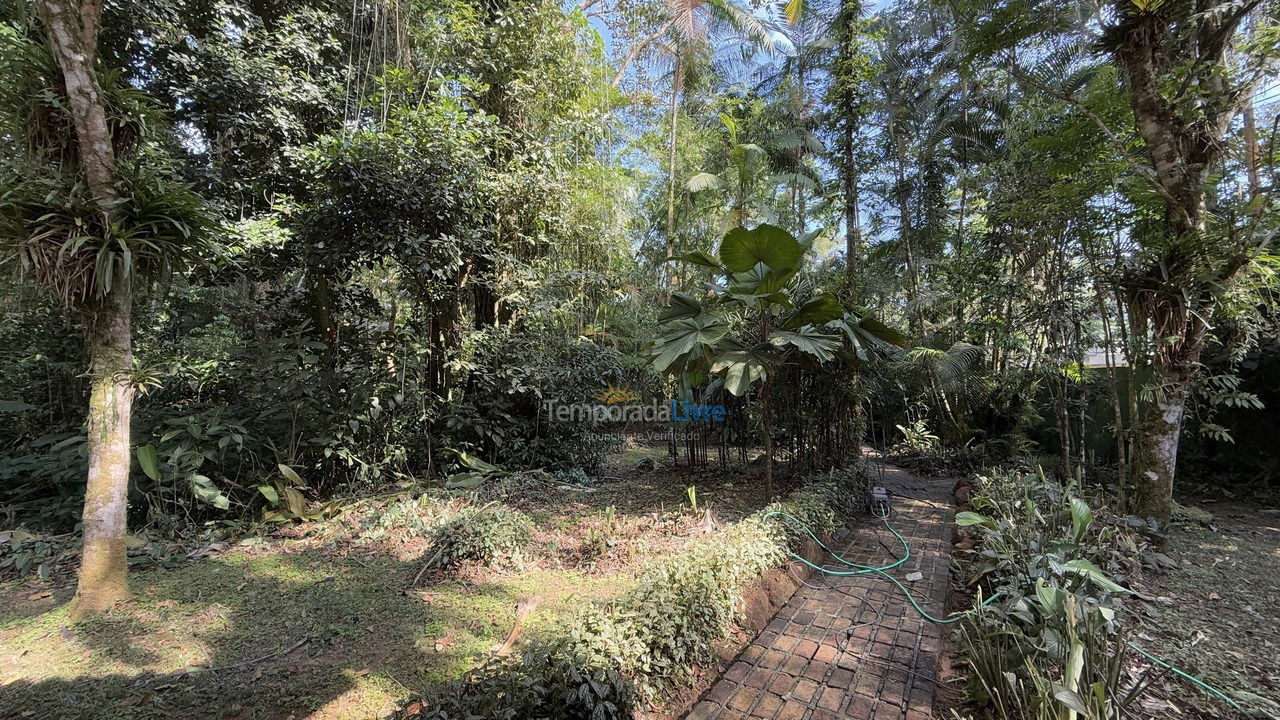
[686,460,954,720]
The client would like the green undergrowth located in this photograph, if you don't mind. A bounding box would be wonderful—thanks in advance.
[306,490,535,571]
[402,467,866,720]
[429,505,534,570]
[950,468,1256,719]
[0,464,866,719]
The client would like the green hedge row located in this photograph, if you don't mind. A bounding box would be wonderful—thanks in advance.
[405,466,867,720]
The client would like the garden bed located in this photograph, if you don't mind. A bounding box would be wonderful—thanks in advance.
[942,467,1280,720]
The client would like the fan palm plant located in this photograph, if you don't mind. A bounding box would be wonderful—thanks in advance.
[652,223,905,494]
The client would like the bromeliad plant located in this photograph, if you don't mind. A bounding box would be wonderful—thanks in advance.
[652,223,905,495]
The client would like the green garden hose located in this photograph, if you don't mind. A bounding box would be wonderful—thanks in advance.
[761,509,1002,624]
[1124,639,1244,712]
[763,508,1247,713]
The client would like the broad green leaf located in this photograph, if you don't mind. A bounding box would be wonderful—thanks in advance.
[191,474,230,510]
[781,294,844,330]
[652,314,730,372]
[659,293,705,322]
[278,463,303,486]
[446,471,488,489]
[768,328,841,362]
[0,401,35,412]
[1052,686,1090,715]
[136,444,160,481]
[1069,497,1094,541]
[729,263,798,298]
[451,450,500,473]
[283,487,307,517]
[257,485,279,504]
[718,224,803,273]
[711,345,771,396]
[955,511,991,527]
[1035,578,1064,613]
[1062,559,1130,594]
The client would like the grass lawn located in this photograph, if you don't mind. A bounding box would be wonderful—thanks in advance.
[1131,499,1280,718]
[0,444,782,719]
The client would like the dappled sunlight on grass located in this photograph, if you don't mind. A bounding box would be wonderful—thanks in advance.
[0,458,777,718]
[0,527,643,717]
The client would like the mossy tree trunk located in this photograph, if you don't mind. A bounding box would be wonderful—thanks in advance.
[36,0,132,617]
[1107,4,1256,524]
[73,275,134,618]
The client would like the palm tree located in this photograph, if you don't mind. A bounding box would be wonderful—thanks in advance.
[612,0,789,282]
[685,112,820,230]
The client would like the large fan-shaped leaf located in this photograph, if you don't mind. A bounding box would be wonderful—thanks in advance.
[729,262,798,299]
[659,292,706,322]
[718,223,804,273]
[711,342,772,396]
[685,172,724,192]
[781,294,844,330]
[651,314,731,372]
[768,328,841,362]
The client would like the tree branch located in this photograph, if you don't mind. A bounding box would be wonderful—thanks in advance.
[612,18,676,88]
[1004,53,1190,220]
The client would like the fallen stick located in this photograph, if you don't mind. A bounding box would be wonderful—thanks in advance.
[492,596,540,656]
[410,547,444,588]
[199,637,310,673]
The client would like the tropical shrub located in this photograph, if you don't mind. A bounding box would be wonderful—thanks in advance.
[430,505,534,570]
[952,468,1164,720]
[892,418,939,454]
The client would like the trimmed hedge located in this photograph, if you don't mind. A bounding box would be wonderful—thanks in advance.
[404,466,867,719]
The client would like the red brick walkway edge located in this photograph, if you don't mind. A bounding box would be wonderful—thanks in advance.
[683,461,955,720]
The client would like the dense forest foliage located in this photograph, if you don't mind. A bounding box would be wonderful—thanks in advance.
[1,0,1277,628]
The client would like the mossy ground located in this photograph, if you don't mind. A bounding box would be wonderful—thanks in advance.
[0,447,784,719]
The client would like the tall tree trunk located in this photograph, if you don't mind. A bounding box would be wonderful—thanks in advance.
[36,0,114,209]
[665,50,683,286]
[74,274,134,618]
[1132,375,1187,524]
[38,0,132,618]
[836,0,863,289]
[843,150,860,288]
[1109,5,1254,523]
